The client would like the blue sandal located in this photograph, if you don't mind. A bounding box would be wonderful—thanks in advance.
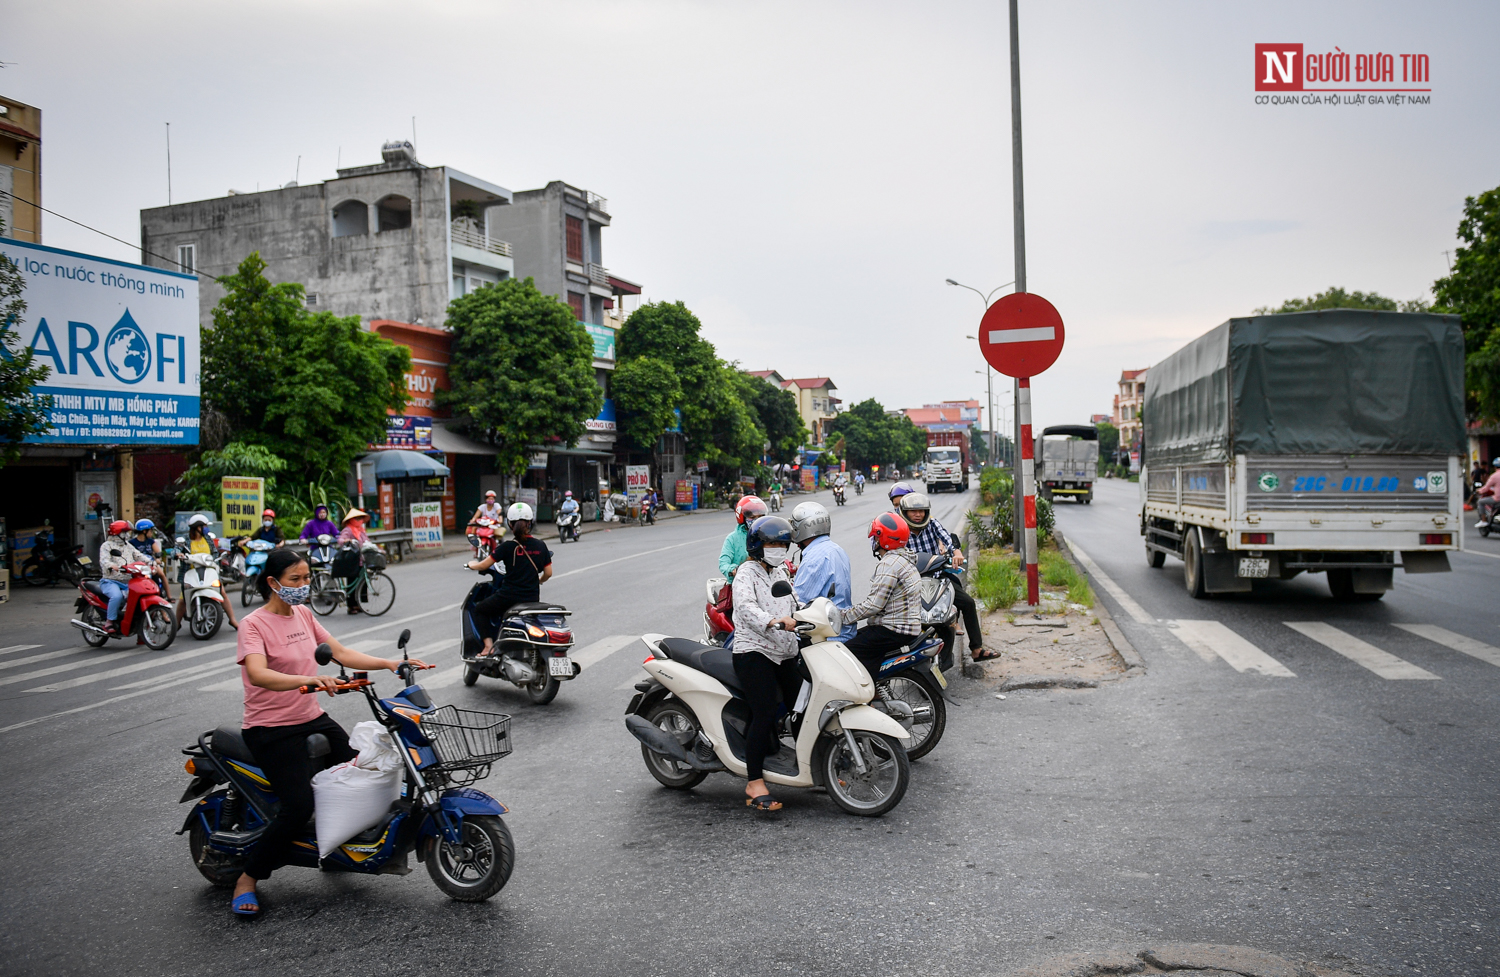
[231,891,261,916]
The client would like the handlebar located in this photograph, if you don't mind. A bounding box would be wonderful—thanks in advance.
[299,678,373,695]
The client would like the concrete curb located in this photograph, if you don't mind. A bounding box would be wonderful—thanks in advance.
[1054,529,1146,676]
[999,674,1100,691]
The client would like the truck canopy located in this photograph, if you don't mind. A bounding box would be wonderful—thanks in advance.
[1144,310,1467,466]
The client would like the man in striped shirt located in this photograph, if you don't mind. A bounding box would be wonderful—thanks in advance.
[896,491,991,664]
[842,512,925,683]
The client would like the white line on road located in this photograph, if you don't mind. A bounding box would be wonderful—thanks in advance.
[0,660,248,735]
[1062,539,1155,625]
[5,640,235,694]
[0,644,43,658]
[552,535,721,580]
[1394,623,1500,669]
[0,647,88,671]
[1170,620,1296,677]
[1284,622,1440,680]
[199,674,246,693]
[570,634,638,671]
[113,659,237,691]
[1460,547,1500,560]
[422,667,466,690]
[0,648,157,688]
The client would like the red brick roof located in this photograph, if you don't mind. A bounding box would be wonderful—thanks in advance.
[784,377,835,389]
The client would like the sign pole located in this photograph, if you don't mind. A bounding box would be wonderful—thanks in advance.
[1018,377,1039,603]
[1008,0,1028,575]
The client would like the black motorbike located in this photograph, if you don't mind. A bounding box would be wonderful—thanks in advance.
[460,577,581,704]
[19,542,95,587]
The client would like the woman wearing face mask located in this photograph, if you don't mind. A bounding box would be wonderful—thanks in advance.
[228,547,430,917]
[730,515,802,812]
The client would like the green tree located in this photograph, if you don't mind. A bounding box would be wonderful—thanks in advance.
[828,398,926,470]
[611,355,680,453]
[174,441,288,513]
[440,278,602,477]
[1253,286,1429,315]
[1433,185,1500,422]
[969,423,990,465]
[1094,421,1120,468]
[0,234,53,466]
[736,371,806,464]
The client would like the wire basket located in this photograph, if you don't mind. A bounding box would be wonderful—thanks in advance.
[422,705,512,771]
[362,549,388,571]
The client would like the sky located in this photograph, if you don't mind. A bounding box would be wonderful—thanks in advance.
[6,0,1498,434]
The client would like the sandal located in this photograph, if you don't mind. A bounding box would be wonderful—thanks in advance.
[971,648,1001,661]
[231,891,261,916]
[746,792,782,811]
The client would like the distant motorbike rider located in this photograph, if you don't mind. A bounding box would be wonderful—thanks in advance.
[896,491,992,664]
[854,471,866,490]
[471,490,504,526]
[842,512,924,683]
[559,490,580,516]
[99,520,155,634]
[298,504,338,543]
[789,501,856,642]
[1476,460,1500,528]
[466,502,554,658]
[250,509,285,548]
[720,496,769,580]
[133,518,171,600]
[176,513,239,631]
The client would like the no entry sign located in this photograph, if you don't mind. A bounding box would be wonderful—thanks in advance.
[978,292,1065,378]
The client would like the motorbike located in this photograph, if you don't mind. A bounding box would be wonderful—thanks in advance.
[832,484,847,507]
[855,480,864,496]
[556,508,582,544]
[916,552,964,669]
[702,560,797,648]
[769,491,783,513]
[241,539,276,607]
[626,582,912,817]
[71,561,177,649]
[467,518,502,559]
[176,539,228,640]
[19,541,94,587]
[177,630,516,902]
[459,576,581,704]
[216,536,247,583]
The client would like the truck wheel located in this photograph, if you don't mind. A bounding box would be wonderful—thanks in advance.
[1183,528,1209,599]
[1146,544,1166,568]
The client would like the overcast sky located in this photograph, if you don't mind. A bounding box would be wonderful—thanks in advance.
[8,0,1497,433]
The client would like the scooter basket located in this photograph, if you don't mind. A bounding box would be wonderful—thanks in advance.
[362,549,388,571]
[422,705,512,771]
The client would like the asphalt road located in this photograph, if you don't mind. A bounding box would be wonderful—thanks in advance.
[0,477,1495,977]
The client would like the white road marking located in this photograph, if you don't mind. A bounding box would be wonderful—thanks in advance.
[113,659,237,691]
[199,674,246,693]
[1395,624,1500,669]
[422,667,466,690]
[0,644,43,657]
[552,535,721,579]
[0,647,91,671]
[1062,539,1155,624]
[1460,547,1500,560]
[1170,620,1296,677]
[570,634,637,671]
[1283,622,1440,680]
[6,640,236,693]
[1,662,246,734]
[0,648,156,687]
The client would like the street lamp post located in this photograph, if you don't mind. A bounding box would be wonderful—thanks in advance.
[952,279,1015,545]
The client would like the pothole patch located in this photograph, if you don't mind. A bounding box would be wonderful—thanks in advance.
[1005,943,1370,977]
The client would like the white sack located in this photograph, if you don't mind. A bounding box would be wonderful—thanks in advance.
[311,721,402,857]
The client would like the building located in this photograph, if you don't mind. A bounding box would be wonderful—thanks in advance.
[1113,368,1148,468]
[0,96,41,242]
[780,377,841,445]
[903,401,982,434]
[140,141,514,329]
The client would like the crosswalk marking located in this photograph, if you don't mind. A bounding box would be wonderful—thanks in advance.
[1284,622,1440,680]
[1,661,247,735]
[0,647,90,672]
[0,648,156,687]
[570,634,637,671]
[0,644,43,657]
[9,640,236,694]
[1170,620,1296,676]
[199,674,245,693]
[1394,624,1500,669]
[112,659,236,691]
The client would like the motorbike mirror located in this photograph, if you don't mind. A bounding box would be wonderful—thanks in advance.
[771,580,793,598]
[314,643,334,666]
[398,628,411,652]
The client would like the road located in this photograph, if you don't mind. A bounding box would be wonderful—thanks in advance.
[0,477,1495,976]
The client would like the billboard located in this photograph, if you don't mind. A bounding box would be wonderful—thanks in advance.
[0,238,200,445]
[221,477,265,536]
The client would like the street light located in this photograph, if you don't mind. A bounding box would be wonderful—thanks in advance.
[951,277,1020,550]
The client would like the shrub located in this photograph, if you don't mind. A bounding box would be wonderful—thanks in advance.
[970,552,1024,611]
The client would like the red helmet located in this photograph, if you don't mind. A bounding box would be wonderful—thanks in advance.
[108,519,132,537]
[735,495,768,526]
[868,511,910,555]
[262,509,276,519]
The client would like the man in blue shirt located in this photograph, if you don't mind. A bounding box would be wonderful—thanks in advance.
[789,501,857,643]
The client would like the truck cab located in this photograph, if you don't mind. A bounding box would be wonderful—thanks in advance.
[924,441,969,493]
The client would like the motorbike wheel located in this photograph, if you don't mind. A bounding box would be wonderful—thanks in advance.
[80,604,109,648]
[640,700,709,789]
[425,814,515,902]
[818,730,910,817]
[140,605,178,650]
[362,571,396,617]
[880,673,946,761]
[526,672,560,705]
[240,575,257,607]
[463,662,480,686]
[188,821,242,888]
[20,562,48,587]
[190,599,223,640]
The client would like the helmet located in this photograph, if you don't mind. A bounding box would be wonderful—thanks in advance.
[896,491,932,529]
[485,490,497,499]
[735,495,768,526]
[134,519,155,532]
[746,515,794,561]
[888,481,915,506]
[789,501,831,544]
[261,509,275,519]
[108,519,132,537]
[564,490,573,498]
[868,512,910,556]
[507,502,534,524]
[187,513,211,527]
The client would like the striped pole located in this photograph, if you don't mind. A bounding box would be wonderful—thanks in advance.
[1018,376,1039,604]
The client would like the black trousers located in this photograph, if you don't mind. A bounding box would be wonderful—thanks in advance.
[842,624,921,685]
[732,652,803,781]
[241,714,357,880]
[474,588,537,641]
[953,579,982,651]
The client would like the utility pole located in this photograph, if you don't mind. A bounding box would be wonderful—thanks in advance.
[1008,0,1027,558]
[165,122,172,205]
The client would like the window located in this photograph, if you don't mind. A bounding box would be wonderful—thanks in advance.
[452,274,466,300]
[376,195,412,232]
[566,216,583,261]
[177,244,195,274]
[305,293,319,305]
[567,291,585,320]
[332,199,369,237]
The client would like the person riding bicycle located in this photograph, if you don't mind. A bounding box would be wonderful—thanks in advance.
[896,490,991,665]
[176,513,239,631]
[250,509,285,548]
[720,496,769,581]
[465,503,553,658]
[99,520,155,634]
[335,508,370,614]
[841,512,924,684]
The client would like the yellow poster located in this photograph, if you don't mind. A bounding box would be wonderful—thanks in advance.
[221,477,265,536]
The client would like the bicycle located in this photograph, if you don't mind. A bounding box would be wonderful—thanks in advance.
[310,558,396,617]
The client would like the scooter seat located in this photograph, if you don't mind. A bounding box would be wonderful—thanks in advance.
[656,637,743,693]
[211,725,258,764]
[81,579,106,597]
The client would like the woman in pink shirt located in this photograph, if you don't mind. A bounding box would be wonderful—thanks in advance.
[229,547,429,917]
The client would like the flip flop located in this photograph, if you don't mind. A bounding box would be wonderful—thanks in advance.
[746,793,782,811]
[231,891,261,916]
[971,648,1001,661]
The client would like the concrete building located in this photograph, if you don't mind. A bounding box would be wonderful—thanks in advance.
[0,96,41,242]
[781,377,841,445]
[139,142,514,328]
[903,401,981,433]
[1113,368,1148,469]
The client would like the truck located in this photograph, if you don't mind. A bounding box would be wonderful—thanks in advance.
[923,431,971,492]
[1035,425,1099,504]
[1140,310,1465,600]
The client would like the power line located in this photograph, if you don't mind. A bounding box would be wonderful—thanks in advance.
[0,188,186,270]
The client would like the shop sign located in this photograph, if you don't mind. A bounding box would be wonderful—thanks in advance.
[626,465,650,504]
[373,415,432,450]
[801,467,817,491]
[675,480,694,505]
[583,323,616,361]
[585,398,616,433]
[410,502,443,550]
[0,239,201,445]
[221,477,264,536]
[528,452,549,469]
[695,459,709,473]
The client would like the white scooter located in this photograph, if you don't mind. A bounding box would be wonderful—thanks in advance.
[625,583,912,816]
[176,537,228,640]
[556,508,582,543]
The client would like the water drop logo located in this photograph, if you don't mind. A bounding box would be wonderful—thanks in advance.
[104,310,151,385]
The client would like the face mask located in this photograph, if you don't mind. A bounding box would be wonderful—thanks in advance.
[763,546,788,563]
[272,581,312,605]
[263,519,274,528]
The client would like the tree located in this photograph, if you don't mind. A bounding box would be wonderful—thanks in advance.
[440,278,602,477]
[1433,185,1500,422]
[1094,421,1120,466]
[611,355,680,453]
[736,371,806,464]
[1253,286,1429,315]
[828,398,927,470]
[969,423,990,465]
[0,215,54,465]
[174,441,287,513]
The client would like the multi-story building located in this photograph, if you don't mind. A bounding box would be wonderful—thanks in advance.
[781,378,841,445]
[1113,368,1148,467]
[0,96,41,242]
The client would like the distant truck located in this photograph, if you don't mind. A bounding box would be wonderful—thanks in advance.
[1035,425,1099,504]
[1141,310,1465,600]
[924,431,971,492]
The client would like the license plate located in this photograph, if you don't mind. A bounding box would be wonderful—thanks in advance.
[932,666,948,689]
[548,656,574,678]
[1238,557,1270,578]
[77,556,92,565]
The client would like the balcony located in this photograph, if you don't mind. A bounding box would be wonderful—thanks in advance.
[450,218,512,258]
[586,191,609,215]
[586,263,610,285]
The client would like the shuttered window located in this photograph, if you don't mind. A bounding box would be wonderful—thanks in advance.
[566,216,584,261]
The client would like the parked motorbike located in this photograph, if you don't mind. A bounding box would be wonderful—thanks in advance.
[467,518,502,559]
[176,538,227,640]
[19,541,94,587]
[241,539,276,607]
[626,582,912,816]
[70,561,177,649]
[556,508,582,544]
[177,630,516,902]
[832,484,847,507]
[215,536,247,583]
[459,577,580,704]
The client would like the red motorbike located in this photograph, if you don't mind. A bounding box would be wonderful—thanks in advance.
[71,562,178,650]
[467,518,503,559]
[702,561,797,647]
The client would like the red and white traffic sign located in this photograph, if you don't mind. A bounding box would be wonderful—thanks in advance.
[977,292,1065,378]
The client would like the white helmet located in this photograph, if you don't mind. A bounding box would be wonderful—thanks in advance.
[789,501,831,544]
[187,513,211,527]
[507,502,534,524]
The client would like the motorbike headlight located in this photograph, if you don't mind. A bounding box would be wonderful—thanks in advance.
[921,588,954,624]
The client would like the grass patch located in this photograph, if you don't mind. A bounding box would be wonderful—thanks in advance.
[970,552,1025,611]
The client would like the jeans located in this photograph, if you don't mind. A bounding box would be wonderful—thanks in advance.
[100,579,128,621]
[241,714,357,880]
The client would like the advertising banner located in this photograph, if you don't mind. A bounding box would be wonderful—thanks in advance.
[374,416,432,450]
[626,465,650,505]
[410,502,443,550]
[221,477,264,536]
[583,323,616,361]
[0,238,200,445]
[801,467,816,491]
[675,480,693,505]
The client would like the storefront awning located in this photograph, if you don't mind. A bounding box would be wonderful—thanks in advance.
[371,449,451,479]
[428,420,499,456]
